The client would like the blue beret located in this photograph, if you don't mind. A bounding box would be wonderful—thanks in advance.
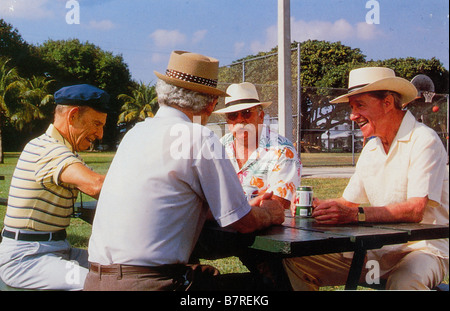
[54,84,110,113]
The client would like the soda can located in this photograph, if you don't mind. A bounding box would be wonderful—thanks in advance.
[295,186,313,217]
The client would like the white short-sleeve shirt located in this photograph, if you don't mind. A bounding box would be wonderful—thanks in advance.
[343,111,448,271]
[88,106,251,266]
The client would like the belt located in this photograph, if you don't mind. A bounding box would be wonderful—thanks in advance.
[89,262,187,276]
[1,229,67,242]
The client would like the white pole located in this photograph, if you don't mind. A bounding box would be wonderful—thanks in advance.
[296,42,301,160]
[278,0,293,140]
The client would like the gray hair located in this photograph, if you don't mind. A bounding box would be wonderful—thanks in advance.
[155,80,218,113]
[368,90,403,110]
[54,104,91,120]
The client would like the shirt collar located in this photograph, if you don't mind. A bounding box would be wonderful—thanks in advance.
[154,105,191,123]
[366,110,416,152]
[394,110,416,142]
[45,124,75,152]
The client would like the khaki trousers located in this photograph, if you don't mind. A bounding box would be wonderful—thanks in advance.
[283,251,448,290]
[83,263,220,291]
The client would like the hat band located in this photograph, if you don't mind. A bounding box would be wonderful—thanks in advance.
[226,98,260,106]
[166,69,217,88]
[347,83,369,93]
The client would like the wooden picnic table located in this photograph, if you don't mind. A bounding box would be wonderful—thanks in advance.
[196,211,449,290]
[25,201,450,290]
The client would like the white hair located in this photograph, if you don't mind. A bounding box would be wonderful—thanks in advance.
[155,80,217,113]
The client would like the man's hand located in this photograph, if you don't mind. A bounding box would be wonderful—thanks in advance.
[312,199,358,225]
[250,191,285,225]
[249,191,274,207]
[231,191,285,233]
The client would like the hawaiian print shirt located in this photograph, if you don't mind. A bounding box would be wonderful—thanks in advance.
[221,124,301,202]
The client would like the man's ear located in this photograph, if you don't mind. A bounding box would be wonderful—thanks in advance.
[259,110,265,120]
[383,94,395,112]
[205,98,218,115]
[67,106,80,125]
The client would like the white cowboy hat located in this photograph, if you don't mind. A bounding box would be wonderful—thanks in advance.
[213,82,272,114]
[154,50,228,97]
[330,67,418,104]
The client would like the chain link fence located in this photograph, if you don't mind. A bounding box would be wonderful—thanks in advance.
[208,50,449,166]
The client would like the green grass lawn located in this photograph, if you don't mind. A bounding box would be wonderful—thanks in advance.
[1,151,446,290]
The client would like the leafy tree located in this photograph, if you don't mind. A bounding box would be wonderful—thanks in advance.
[36,39,131,94]
[36,39,133,149]
[7,75,55,132]
[0,19,29,72]
[0,57,20,162]
[0,19,49,78]
[372,57,448,93]
[117,82,159,126]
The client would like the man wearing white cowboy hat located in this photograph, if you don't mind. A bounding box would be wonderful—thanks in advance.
[84,51,285,291]
[283,67,448,290]
[214,82,301,209]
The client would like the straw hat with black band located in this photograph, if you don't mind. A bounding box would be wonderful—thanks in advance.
[213,82,271,114]
[330,67,417,105]
[154,50,229,97]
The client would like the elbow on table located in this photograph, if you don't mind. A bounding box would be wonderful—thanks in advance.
[409,210,425,223]
[393,197,428,223]
[405,202,426,223]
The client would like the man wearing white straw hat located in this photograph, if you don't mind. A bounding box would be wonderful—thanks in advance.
[84,51,285,291]
[214,82,301,208]
[209,82,301,287]
[283,67,448,290]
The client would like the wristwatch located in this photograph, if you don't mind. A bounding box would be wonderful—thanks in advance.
[357,207,366,223]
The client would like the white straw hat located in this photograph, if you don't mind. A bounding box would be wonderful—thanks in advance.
[330,67,417,104]
[214,82,271,114]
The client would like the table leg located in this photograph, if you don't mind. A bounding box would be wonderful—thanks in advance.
[239,250,292,291]
[345,247,367,290]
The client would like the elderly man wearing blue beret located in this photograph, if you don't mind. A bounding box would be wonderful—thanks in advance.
[0,84,109,290]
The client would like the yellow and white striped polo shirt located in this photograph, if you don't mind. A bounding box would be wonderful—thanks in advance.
[4,124,83,232]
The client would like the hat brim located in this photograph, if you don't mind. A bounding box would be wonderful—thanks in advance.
[154,71,229,97]
[330,77,418,104]
[213,101,272,114]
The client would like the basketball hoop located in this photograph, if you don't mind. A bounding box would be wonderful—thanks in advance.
[422,91,435,103]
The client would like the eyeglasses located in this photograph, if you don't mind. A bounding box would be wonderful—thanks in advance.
[225,109,255,121]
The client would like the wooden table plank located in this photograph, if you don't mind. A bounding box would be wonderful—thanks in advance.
[281,216,409,249]
[365,223,449,241]
[250,225,352,256]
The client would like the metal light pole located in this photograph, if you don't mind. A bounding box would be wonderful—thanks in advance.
[278,0,293,141]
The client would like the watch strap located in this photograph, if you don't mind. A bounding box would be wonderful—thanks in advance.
[357,206,366,223]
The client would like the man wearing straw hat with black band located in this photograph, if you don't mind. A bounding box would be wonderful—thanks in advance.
[84,51,285,291]
[283,67,448,290]
[214,82,301,208]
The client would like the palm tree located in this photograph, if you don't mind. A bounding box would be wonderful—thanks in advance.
[7,75,55,132]
[117,81,158,126]
[0,57,20,163]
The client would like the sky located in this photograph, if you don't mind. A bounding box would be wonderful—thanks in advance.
[1,0,449,85]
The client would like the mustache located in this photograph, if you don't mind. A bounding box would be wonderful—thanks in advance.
[232,123,258,132]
